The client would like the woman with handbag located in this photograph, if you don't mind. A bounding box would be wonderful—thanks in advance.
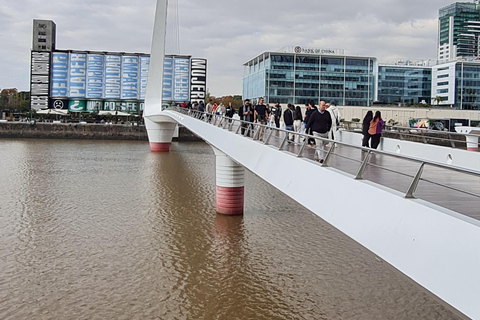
[368,111,384,149]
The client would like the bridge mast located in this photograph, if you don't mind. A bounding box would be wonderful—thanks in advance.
[144,0,177,152]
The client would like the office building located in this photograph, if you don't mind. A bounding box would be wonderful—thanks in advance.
[377,62,432,104]
[243,47,376,106]
[438,1,480,61]
[432,60,480,109]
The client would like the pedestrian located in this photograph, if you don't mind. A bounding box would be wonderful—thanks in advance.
[269,102,282,128]
[238,99,254,136]
[326,100,341,142]
[293,105,303,144]
[206,99,213,122]
[304,101,332,163]
[368,111,385,149]
[226,102,235,122]
[304,103,317,145]
[217,102,226,116]
[362,111,373,147]
[254,97,268,140]
[197,101,204,112]
[283,104,295,142]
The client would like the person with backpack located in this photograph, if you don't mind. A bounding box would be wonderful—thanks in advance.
[368,111,385,149]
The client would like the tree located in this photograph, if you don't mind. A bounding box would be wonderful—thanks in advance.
[432,96,442,106]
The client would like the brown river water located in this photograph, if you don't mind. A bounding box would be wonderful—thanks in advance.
[0,139,468,319]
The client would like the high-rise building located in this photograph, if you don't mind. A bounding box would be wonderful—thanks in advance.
[32,19,56,52]
[438,1,480,61]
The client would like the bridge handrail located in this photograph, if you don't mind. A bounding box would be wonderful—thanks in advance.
[342,120,480,148]
[167,107,480,214]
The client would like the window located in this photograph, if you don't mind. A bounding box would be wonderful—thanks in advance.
[38,31,46,35]
[438,81,449,86]
[437,67,449,71]
[438,74,449,79]
[38,39,46,42]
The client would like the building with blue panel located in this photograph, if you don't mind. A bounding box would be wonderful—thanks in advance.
[29,19,207,112]
[243,47,377,106]
[377,62,432,104]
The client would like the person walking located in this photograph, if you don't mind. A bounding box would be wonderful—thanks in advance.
[283,104,295,142]
[293,105,303,144]
[225,102,235,122]
[304,103,317,145]
[254,97,268,140]
[362,111,373,147]
[326,100,341,142]
[206,99,213,122]
[304,101,332,163]
[239,99,254,136]
[368,111,384,149]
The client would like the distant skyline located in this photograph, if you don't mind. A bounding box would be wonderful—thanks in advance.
[0,0,458,96]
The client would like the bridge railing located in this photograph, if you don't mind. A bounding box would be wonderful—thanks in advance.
[169,107,480,218]
[342,120,480,149]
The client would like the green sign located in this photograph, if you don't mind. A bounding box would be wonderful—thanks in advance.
[68,100,86,112]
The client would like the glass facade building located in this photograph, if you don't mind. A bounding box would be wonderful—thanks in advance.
[432,60,480,110]
[377,65,432,104]
[243,49,376,106]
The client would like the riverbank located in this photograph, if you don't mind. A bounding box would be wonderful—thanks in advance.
[0,121,201,141]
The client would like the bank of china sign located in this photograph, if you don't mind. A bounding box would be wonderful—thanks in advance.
[281,46,345,56]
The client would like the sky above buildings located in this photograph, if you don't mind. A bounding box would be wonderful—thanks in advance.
[0,0,458,96]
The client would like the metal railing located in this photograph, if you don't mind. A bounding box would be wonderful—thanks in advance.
[342,120,480,149]
[168,107,480,218]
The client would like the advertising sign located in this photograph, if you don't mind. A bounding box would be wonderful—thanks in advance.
[163,57,173,101]
[86,100,103,112]
[49,98,69,110]
[87,54,104,99]
[139,56,149,100]
[68,99,86,112]
[30,51,51,110]
[190,58,207,104]
[173,57,190,101]
[103,100,121,112]
[51,52,69,97]
[68,53,87,98]
[104,55,122,99]
[121,56,139,99]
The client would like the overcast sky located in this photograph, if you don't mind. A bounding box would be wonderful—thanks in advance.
[0,0,456,96]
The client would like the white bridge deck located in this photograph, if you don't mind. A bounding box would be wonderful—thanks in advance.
[149,108,480,320]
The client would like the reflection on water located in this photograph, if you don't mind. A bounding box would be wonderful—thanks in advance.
[0,139,467,319]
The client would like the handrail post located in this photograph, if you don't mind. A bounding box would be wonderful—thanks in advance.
[322,142,336,166]
[279,134,288,150]
[448,133,456,148]
[297,138,308,157]
[264,128,273,145]
[405,162,425,199]
[355,150,372,180]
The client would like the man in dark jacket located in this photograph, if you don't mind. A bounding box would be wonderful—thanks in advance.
[304,101,332,163]
[283,104,295,142]
[225,102,235,122]
[238,99,254,136]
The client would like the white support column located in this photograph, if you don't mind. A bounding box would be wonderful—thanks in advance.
[212,147,245,215]
[145,117,176,152]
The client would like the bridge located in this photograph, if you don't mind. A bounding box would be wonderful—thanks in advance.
[143,1,480,319]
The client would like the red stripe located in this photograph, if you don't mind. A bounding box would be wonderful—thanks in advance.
[150,142,171,152]
[216,186,244,215]
[467,147,478,152]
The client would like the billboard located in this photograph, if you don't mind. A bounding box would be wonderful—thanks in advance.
[68,99,86,112]
[173,57,190,101]
[190,58,207,104]
[121,56,139,99]
[86,54,104,99]
[163,57,173,101]
[104,55,122,99]
[30,51,51,110]
[51,52,69,97]
[68,53,87,98]
[139,56,149,100]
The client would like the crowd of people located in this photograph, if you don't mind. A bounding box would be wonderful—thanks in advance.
[177,98,384,161]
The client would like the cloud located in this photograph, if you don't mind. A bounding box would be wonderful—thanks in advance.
[0,0,456,96]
